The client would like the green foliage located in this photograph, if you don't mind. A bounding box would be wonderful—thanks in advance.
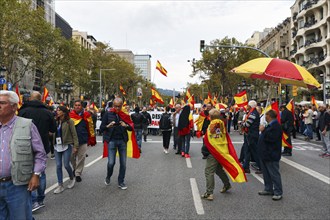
[190,36,265,98]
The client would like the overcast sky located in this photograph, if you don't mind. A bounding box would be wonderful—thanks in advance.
[55,0,295,91]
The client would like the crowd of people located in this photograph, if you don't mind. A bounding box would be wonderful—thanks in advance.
[1,88,330,219]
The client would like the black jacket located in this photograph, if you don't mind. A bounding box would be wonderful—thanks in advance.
[258,120,282,161]
[280,108,294,133]
[100,111,132,143]
[18,100,56,154]
[141,111,151,125]
[131,112,144,129]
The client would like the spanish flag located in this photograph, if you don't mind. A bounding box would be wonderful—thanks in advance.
[204,119,247,182]
[69,110,96,146]
[120,85,127,96]
[42,87,49,103]
[311,96,318,109]
[234,90,248,109]
[156,60,167,77]
[102,109,140,159]
[151,87,164,104]
[15,85,23,110]
[185,89,192,101]
[286,99,295,114]
[194,111,208,138]
[169,97,174,108]
[213,95,218,105]
[187,94,195,105]
[204,92,214,105]
[264,102,292,149]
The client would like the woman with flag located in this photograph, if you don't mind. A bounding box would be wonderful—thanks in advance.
[201,109,246,201]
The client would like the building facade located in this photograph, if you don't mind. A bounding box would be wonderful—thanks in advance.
[290,0,330,102]
[111,49,135,64]
[245,28,273,46]
[72,31,97,50]
[134,54,152,80]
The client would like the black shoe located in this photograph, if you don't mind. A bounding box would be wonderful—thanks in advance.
[244,168,250,174]
[76,176,82,182]
[281,152,292,156]
[139,149,142,153]
[251,163,260,170]
[175,151,180,155]
[258,190,274,196]
[202,156,207,159]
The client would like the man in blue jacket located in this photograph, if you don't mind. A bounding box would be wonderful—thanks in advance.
[258,109,283,201]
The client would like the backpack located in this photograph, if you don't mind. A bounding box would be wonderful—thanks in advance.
[159,113,171,130]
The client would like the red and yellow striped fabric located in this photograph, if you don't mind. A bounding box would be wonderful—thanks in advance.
[156,60,168,77]
[234,90,248,109]
[42,87,49,103]
[102,110,140,159]
[69,110,96,146]
[204,119,247,183]
[151,87,164,104]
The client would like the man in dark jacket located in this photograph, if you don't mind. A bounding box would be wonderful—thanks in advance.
[131,106,144,152]
[258,109,283,201]
[141,107,151,142]
[318,104,330,157]
[280,104,294,156]
[18,91,56,212]
[69,100,96,182]
[100,98,133,189]
[242,100,261,174]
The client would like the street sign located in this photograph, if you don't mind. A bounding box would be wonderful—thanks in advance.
[7,82,12,90]
[0,78,6,85]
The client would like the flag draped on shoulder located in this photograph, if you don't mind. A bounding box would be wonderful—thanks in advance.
[102,109,140,159]
[194,111,208,138]
[185,89,192,101]
[311,96,318,108]
[151,87,164,104]
[69,110,96,146]
[156,60,168,77]
[120,85,127,96]
[204,119,247,183]
[234,90,248,109]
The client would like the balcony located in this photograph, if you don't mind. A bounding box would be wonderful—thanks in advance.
[304,19,317,28]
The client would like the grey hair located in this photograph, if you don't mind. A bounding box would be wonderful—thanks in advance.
[248,100,257,108]
[0,90,19,104]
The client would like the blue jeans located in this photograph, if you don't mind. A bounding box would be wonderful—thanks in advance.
[31,172,46,204]
[260,160,283,196]
[107,139,127,184]
[55,145,74,184]
[181,134,191,154]
[135,129,142,149]
[0,181,32,220]
[304,124,313,139]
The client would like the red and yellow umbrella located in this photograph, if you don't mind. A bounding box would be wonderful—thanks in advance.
[231,58,320,89]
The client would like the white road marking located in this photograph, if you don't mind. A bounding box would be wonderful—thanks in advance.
[281,157,330,185]
[85,156,103,168]
[190,178,205,215]
[250,173,264,184]
[186,157,192,168]
[45,177,69,194]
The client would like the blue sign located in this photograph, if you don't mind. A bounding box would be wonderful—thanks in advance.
[0,78,6,85]
[7,82,12,90]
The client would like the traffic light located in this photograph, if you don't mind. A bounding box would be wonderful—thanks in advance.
[200,40,205,52]
[281,89,285,95]
[292,85,298,97]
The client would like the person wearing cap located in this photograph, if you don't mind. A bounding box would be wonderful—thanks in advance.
[0,90,47,219]
[280,104,294,156]
[241,100,261,174]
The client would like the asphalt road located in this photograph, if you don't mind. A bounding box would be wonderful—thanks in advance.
[35,131,330,220]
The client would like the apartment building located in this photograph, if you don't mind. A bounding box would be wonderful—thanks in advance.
[134,54,152,81]
[245,28,273,46]
[290,0,330,101]
[72,31,97,50]
[111,49,135,64]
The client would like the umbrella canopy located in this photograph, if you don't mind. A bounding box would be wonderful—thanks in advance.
[231,58,320,89]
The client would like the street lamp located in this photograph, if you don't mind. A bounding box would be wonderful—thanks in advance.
[93,68,115,108]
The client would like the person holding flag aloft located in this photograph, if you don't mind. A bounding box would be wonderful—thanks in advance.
[201,109,246,201]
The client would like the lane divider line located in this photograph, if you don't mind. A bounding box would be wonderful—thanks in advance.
[186,158,192,168]
[190,178,205,215]
[281,157,330,185]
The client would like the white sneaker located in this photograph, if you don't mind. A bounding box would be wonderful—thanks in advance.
[67,179,75,189]
[165,149,169,154]
[54,185,65,194]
